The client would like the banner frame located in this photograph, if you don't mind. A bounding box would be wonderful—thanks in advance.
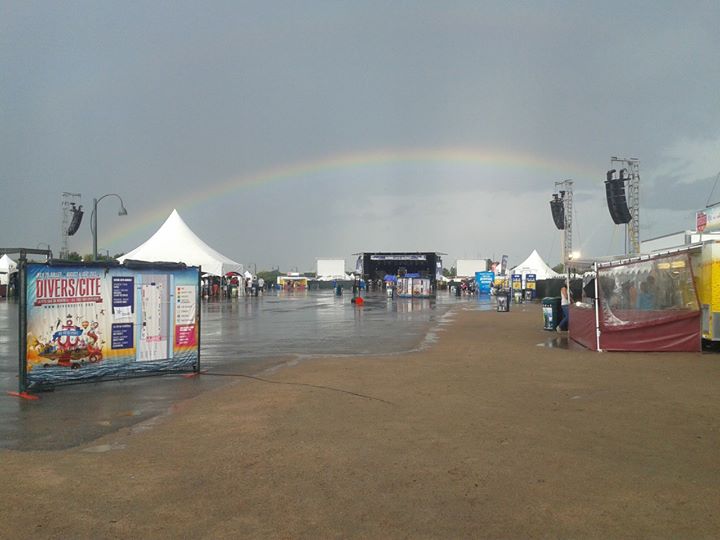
[19,259,200,392]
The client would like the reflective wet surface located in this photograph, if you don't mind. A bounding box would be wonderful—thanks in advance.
[1,290,495,450]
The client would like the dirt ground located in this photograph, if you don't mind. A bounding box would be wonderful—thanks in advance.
[1,304,719,539]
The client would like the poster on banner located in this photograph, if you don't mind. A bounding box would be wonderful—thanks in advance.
[526,274,537,290]
[139,274,169,362]
[511,274,522,290]
[525,273,537,300]
[175,285,197,347]
[24,263,199,388]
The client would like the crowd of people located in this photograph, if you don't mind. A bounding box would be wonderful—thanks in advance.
[201,274,266,298]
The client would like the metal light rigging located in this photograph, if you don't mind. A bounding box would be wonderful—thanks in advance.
[551,180,574,265]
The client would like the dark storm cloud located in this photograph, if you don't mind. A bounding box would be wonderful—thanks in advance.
[1,1,719,269]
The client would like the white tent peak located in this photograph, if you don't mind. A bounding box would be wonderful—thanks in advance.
[0,254,17,273]
[118,209,243,276]
[511,250,563,280]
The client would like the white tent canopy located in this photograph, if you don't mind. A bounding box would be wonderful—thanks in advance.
[0,254,17,274]
[511,250,563,280]
[118,209,243,277]
[0,254,17,286]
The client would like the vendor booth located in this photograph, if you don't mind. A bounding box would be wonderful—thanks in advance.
[277,274,308,290]
[570,252,701,352]
[396,276,432,298]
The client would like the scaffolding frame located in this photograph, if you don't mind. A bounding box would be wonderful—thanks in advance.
[554,179,574,265]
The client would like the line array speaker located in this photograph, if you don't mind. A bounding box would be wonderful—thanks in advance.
[67,205,84,236]
[605,169,632,224]
[550,196,565,230]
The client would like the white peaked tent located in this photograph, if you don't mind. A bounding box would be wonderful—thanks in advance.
[0,254,17,286]
[511,250,563,280]
[0,254,17,274]
[118,210,243,276]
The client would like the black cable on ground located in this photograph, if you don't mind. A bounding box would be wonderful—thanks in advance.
[199,371,394,405]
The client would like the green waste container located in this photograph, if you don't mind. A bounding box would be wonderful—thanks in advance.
[542,297,562,330]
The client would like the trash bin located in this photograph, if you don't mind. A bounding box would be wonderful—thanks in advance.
[513,290,523,304]
[542,297,562,330]
[497,290,511,312]
[524,289,534,302]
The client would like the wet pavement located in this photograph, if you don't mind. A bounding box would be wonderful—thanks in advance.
[1,290,496,450]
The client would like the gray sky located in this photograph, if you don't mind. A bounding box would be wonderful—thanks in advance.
[2,1,719,272]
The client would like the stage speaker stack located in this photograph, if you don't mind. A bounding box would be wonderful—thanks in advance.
[604,169,633,224]
[549,194,565,230]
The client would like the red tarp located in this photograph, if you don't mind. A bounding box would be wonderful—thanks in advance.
[570,252,701,352]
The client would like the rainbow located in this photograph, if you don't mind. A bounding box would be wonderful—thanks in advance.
[102,146,597,249]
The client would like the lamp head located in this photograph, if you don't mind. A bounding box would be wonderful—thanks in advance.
[118,205,128,216]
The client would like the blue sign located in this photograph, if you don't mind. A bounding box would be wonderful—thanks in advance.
[112,276,134,312]
[475,271,495,294]
[111,323,134,349]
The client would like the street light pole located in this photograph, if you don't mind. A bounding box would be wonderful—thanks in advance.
[91,194,128,261]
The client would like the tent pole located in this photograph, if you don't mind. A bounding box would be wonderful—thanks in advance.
[594,262,602,352]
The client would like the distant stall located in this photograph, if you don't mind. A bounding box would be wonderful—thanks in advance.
[277,274,308,290]
[571,252,701,352]
[396,275,432,298]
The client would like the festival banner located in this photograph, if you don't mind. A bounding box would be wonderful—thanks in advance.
[475,271,495,294]
[525,273,537,300]
[24,263,199,388]
[511,274,523,290]
[696,205,720,233]
[525,273,537,290]
[500,255,508,275]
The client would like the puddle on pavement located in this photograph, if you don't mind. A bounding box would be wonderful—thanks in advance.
[1,291,477,451]
[536,334,588,350]
[82,443,126,453]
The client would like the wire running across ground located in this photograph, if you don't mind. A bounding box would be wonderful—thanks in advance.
[199,371,394,405]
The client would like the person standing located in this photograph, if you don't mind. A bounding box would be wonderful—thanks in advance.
[557,285,570,331]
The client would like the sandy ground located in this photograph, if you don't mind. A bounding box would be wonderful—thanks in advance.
[1,304,719,539]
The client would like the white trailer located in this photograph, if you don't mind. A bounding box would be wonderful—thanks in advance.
[316,259,346,278]
[456,259,488,278]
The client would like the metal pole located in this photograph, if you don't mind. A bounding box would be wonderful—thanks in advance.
[594,262,602,352]
[196,266,201,373]
[18,253,27,392]
[92,197,98,261]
